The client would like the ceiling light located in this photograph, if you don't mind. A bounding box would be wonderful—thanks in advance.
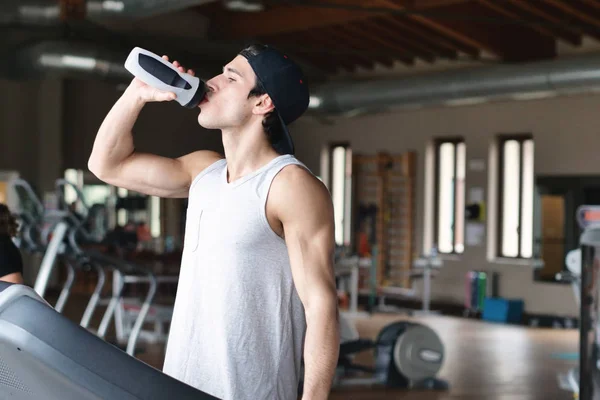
[223,0,264,12]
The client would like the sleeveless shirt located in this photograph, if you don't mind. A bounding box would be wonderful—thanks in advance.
[163,154,310,400]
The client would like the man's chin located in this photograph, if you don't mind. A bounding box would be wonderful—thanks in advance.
[197,115,217,130]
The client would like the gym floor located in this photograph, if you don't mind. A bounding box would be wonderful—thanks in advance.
[57,292,575,399]
[132,311,576,400]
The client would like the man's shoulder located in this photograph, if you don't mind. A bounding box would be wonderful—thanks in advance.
[189,150,225,164]
[271,163,333,217]
[179,150,224,180]
[276,163,324,192]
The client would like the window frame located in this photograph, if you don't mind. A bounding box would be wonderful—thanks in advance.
[497,133,534,259]
[327,142,351,247]
[433,137,465,255]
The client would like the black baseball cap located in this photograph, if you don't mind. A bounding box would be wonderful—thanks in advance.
[241,46,309,155]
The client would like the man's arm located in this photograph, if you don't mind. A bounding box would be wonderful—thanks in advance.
[271,165,340,400]
[88,59,222,198]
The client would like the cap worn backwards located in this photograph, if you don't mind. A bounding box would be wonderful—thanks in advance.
[243,46,309,155]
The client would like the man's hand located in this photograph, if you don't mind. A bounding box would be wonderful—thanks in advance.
[270,165,340,399]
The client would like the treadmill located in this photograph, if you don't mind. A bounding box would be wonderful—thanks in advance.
[0,282,219,400]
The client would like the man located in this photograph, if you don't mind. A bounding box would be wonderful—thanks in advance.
[88,44,340,399]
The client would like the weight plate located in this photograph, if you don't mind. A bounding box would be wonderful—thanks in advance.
[392,324,444,381]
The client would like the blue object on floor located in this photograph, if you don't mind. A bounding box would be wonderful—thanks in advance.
[550,353,579,361]
[482,297,524,324]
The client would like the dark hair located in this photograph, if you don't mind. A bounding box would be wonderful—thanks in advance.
[0,204,19,237]
[239,44,286,153]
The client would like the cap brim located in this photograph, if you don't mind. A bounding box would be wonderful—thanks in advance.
[274,111,295,155]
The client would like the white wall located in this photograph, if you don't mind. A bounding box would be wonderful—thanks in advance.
[292,92,600,318]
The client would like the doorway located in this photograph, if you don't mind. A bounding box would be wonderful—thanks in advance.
[539,194,565,281]
[535,176,600,283]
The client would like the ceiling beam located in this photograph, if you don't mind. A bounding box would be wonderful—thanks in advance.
[378,0,490,57]
[323,26,400,68]
[545,0,600,30]
[261,34,339,76]
[517,0,600,41]
[496,0,582,46]
[205,0,554,62]
[403,0,470,6]
[267,31,354,73]
[379,16,461,59]
[402,1,556,61]
[343,22,423,64]
[204,0,476,39]
[355,19,437,63]
[582,0,600,11]
[476,0,580,46]
[205,1,384,39]
[304,29,376,71]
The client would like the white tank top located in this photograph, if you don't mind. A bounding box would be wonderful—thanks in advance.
[163,154,310,400]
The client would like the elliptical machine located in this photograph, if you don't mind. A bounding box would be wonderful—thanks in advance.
[334,315,448,390]
[328,250,449,391]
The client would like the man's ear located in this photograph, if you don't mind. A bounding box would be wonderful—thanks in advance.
[253,94,275,116]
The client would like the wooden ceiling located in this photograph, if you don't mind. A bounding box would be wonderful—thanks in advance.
[194,0,600,76]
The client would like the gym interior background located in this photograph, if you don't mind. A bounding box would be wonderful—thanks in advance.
[5,0,600,399]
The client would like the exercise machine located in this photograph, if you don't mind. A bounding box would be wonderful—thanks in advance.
[112,273,177,347]
[557,205,600,400]
[368,250,442,316]
[0,281,219,400]
[12,178,161,357]
[84,249,158,356]
[8,178,45,253]
[52,180,161,356]
[54,179,108,329]
[9,178,79,313]
[334,317,448,390]
[331,252,448,391]
[411,250,443,315]
[31,179,103,317]
[335,255,369,319]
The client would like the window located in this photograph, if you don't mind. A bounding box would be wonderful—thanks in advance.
[64,169,84,207]
[150,196,161,238]
[117,187,129,226]
[328,143,352,246]
[434,138,466,254]
[497,135,534,258]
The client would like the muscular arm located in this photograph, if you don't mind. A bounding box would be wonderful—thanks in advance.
[271,166,340,399]
[88,77,221,198]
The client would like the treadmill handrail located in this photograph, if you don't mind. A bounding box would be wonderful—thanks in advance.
[85,249,150,277]
[55,179,91,216]
[83,249,159,356]
[9,178,44,217]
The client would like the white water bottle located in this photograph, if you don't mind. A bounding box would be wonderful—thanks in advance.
[124,47,207,108]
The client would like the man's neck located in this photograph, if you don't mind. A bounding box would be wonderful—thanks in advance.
[221,125,280,183]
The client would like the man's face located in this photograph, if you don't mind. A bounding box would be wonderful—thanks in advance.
[197,55,263,130]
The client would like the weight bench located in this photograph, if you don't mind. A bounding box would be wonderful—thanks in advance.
[0,281,219,400]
